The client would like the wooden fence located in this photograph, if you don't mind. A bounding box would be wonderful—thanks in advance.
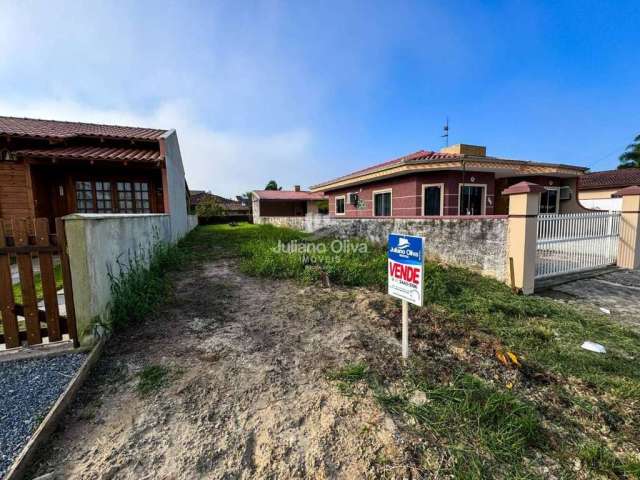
[0,218,78,350]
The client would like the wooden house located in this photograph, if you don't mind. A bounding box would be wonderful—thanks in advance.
[0,116,188,228]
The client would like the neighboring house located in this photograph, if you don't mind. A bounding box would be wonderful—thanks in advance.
[0,116,189,236]
[189,190,250,215]
[309,144,588,218]
[252,186,325,222]
[578,168,640,211]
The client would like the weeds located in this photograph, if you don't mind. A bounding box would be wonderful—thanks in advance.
[329,361,545,478]
[108,233,189,331]
[136,364,170,396]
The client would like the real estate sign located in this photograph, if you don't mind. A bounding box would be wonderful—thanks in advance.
[387,233,425,307]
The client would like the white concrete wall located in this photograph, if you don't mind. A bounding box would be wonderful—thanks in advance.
[64,213,197,345]
[251,193,261,223]
[188,214,199,230]
[161,130,190,241]
[579,197,623,211]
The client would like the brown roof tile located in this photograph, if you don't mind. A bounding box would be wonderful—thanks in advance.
[579,168,640,190]
[0,116,167,141]
[14,146,163,162]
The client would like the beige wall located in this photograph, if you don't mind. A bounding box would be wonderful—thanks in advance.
[578,189,618,200]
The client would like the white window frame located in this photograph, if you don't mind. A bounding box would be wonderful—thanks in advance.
[540,186,561,214]
[334,195,346,216]
[372,188,393,217]
[422,183,445,216]
[458,183,487,216]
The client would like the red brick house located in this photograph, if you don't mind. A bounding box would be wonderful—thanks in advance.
[0,116,189,232]
[310,144,588,218]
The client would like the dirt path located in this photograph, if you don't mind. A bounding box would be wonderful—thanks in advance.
[31,258,418,479]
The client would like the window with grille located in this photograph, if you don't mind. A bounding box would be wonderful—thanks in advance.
[75,181,94,213]
[95,181,113,213]
[117,182,135,213]
[134,182,151,213]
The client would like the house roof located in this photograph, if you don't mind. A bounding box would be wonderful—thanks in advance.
[190,191,250,211]
[14,145,163,163]
[0,116,167,141]
[253,190,325,201]
[311,149,588,191]
[578,168,640,190]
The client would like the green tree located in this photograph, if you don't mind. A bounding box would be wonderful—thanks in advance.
[195,195,224,218]
[619,134,640,169]
[265,180,282,190]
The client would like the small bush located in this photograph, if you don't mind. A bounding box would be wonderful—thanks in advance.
[137,364,170,395]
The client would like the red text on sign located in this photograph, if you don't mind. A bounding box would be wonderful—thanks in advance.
[389,261,421,284]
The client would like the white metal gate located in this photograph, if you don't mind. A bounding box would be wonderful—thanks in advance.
[536,212,621,279]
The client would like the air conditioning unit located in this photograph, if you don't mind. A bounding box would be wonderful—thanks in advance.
[348,192,359,205]
[559,186,572,200]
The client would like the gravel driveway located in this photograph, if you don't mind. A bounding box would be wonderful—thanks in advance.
[0,352,87,478]
[540,268,640,331]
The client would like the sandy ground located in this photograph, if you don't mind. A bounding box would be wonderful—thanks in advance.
[30,259,420,479]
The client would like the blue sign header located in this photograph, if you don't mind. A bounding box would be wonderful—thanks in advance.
[388,233,424,266]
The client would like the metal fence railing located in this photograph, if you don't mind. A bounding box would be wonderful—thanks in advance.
[535,211,621,279]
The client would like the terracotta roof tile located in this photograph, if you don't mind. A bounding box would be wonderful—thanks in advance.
[14,146,162,162]
[0,116,167,141]
[579,168,640,190]
[253,190,325,201]
[312,149,588,191]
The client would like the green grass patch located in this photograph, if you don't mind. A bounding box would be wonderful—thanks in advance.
[332,362,545,478]
[12,263,63,304]
[136,364,170,396]
[576,441,640,478]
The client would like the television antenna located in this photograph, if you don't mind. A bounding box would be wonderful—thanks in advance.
[442,117,449,147]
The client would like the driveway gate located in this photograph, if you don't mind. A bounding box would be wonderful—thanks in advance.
[536,211,621,279]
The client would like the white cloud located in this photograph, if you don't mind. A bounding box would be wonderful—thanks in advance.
[0,98,317,197]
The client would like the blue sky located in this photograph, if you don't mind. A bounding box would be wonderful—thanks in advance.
[1,0,639,196]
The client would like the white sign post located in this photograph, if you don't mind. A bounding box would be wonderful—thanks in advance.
[387,233,425,359]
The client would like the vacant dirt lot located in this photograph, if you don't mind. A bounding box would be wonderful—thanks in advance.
[30,258,419,479]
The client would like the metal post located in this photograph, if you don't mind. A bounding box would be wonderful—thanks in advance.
[402,299,409,358]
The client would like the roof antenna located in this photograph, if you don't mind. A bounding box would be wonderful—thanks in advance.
[441,117,449,147]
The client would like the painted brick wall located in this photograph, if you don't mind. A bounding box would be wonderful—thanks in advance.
[326,171,496,218]
[259,215,508,282]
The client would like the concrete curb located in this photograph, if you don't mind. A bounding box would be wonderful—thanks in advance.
[3,339,105,480]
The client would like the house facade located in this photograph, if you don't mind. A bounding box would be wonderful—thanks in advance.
[578,168,640,211]
[252,187,326,222]
[0,116,189,235]
[310,144,588,218]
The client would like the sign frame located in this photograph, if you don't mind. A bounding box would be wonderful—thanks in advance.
[387,232,425,359]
